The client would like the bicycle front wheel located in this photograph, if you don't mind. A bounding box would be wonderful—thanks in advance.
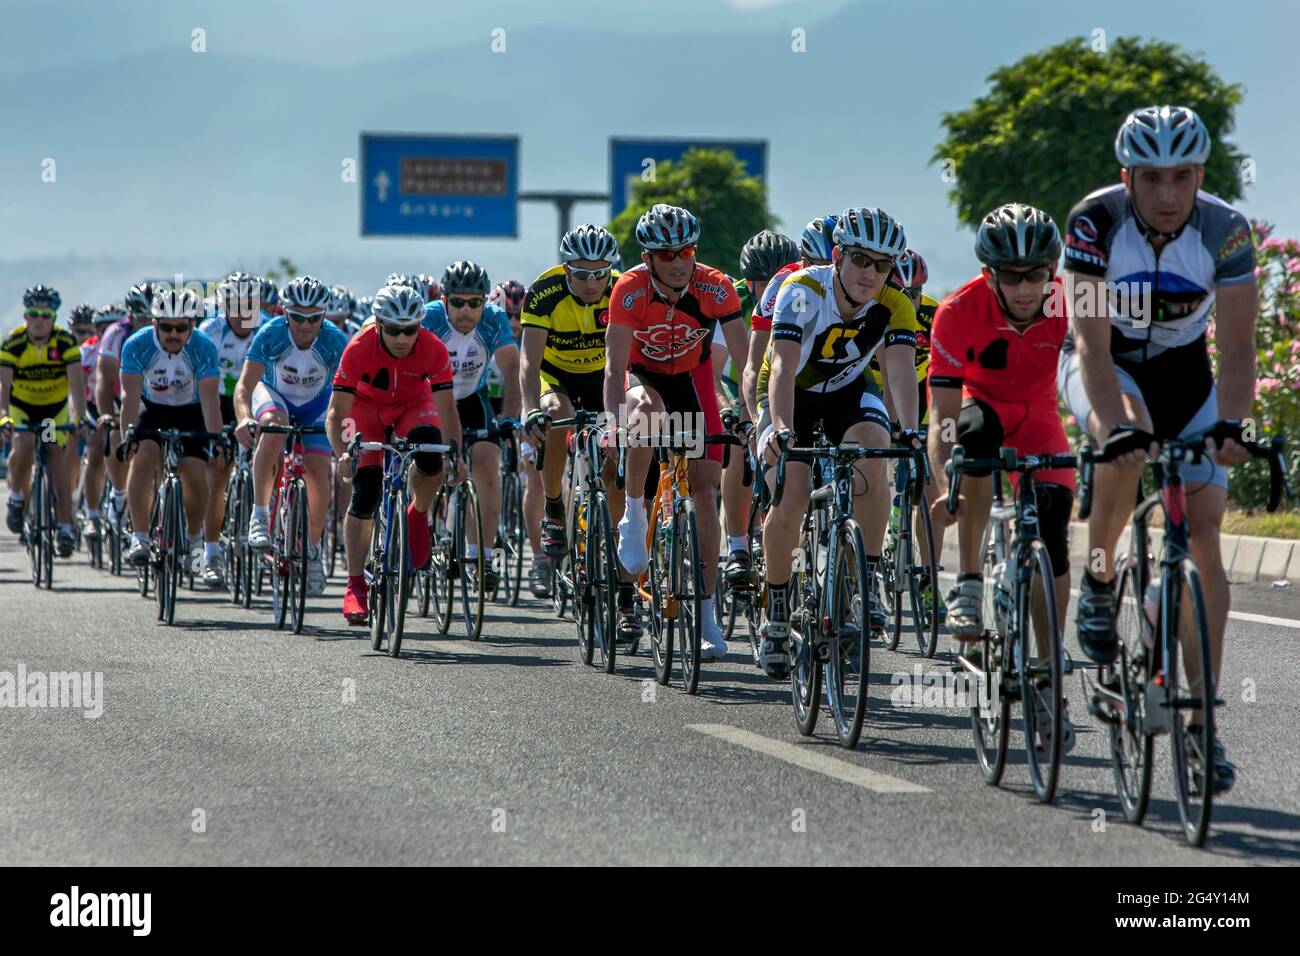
[456,479,485,641]
[1170,559,1215,847]
[429,486,454,635]
[288,479,309,634]
[648,505,672,685]
[158,479,182,626]
[589,491,618,674]
[387,490,412,658]
[675,502,704,695]
[572,489,595,667]
[911,492,940,658]
[790,515,822,736]
[971,522,1009,785]
[368,504,388,652]
[826,519,870,749]
[1110,553,1154,824]
[1018,537,1064,804]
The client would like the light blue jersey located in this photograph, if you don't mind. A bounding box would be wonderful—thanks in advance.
[120,326,218,406]
[422,300,515,400]
[245,317,348,422]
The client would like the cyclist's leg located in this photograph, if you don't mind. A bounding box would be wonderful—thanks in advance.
[6,428,36,501]
[126,438,161,534]
[615,370,666,574]
[250,384,289,509]
[297,407,333,547]
[537,385,573,556]
[841,386,892,560]
[470,437,501,555]
[203,394,236,552]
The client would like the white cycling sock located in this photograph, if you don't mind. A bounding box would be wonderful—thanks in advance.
[204,541,221,560]
[728,535,747,553]
[622,496,644,522]
[252,505,269,521]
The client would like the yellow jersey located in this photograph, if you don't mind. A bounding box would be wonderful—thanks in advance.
[521,264,618,376]
[868,292,938,388]
[0,325,80,409]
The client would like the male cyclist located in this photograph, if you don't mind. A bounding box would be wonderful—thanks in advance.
[76,304,123,543]
[118,288,225,571]
[927,203,1076,752]
[1058,105,1257,792]
[235,276,348,596]
[605,203,751,661]
[1,286,88,556]
[197,272,263,587]
[422,261,521,593]
[757,208,922,679]
[66,304,99,532]
[328,285,463,625]
[96,283,156,533]
[327,285,362,339]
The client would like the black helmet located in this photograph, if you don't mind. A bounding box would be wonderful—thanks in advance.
[739,230,799,282]
[68,303,96,325]
[23,285,61,310]
[975,203,1062,269]
[440,260,491,296]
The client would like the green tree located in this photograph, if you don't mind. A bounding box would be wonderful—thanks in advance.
[933,36,1247,230]
[607,148,775,277]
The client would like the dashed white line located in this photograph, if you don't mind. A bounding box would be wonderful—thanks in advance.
[686,723,930,793]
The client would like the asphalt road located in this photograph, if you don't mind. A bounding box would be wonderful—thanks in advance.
[2,535,1297,865]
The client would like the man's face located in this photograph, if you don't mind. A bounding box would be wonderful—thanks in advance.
[565,259,613,305]
[983,264,1055,322]
[379,323,418,357]
[71,322,96,344]
[644,246,695,287]
[445,292,485,335]
[1124,164,1202,234]
[835,246,892,302]
[284,304,324,349]
[154,317,193,353]
[23,308,56,342]
[223,294,261,335]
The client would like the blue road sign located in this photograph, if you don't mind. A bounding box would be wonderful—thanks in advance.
[609,138,767,218]
[361,134,519,238]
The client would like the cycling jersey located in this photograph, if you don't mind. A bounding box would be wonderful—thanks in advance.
[332,323,453,408]
[80,335,100,406]
[198,315,262,398]
[0,325,81,408]
[713,276,753,388]
[422,300,514,400]
[96,318,137,365]
[750,261,801,333]
[868,293,937,388]
[521,264,618,375]
[1062,183,1255,355]
[245,316,348,420]
[929,276,1066,410]
[120,327,219,407]
[762,265,919,397]
[608,263,743,375]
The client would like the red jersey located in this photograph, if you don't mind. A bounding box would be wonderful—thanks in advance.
[750,260,801,333]
[332,323,453,406]
[609,263,743,375]
[928,276,1066,410]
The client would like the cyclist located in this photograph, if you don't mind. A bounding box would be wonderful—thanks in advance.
[869,248,947,621]
[1,285,88,556]
[118,288,225,571]
[1057,105,1257,792]
[519,225,634,623]
[927,203,1076,751]
[328,284,463,625]
[67,304,99,529]
[196,272,263,587]
[235,275,348,596]
[259,278,281,321]
[95,283,156,533]
[604,204,751,661]
[422,261,521,593]
[486,280,526,416]
[719,230,799,587]
[77,304,123,543]
[326,285,362,338]
[757,207,923,679]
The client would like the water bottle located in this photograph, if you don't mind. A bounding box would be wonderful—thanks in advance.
[991,560,1012,637]
[1141,582,1159,652]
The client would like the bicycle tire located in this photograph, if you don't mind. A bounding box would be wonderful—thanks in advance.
[387,488,412,658]
[790,515,821,736]
[26,468,43,588]
[675,502,704,695]
[324,479,339,580]
[506,473,525,607]
[649,503,673,685]
[272,488,290,631]
[159,479,182,626]
[1110,552,1154,824]
[826,518,870,749]
[288,479,309,634]
[1018,537,1064,803]
[573,489,595,666]
[368,501,389,651]
[457,478,485,641]
[429,485,454,635]
[1170,558,1215,847]
[911,492,941,659]
[971,521,1009,785]
[591,491,618,674]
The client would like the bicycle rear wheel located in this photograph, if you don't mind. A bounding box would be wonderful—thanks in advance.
[790,518,821,737]
[368,502,389,652]
[429,486,454,635]
[324,479,339,580]
[826,519,870,749]
[272,494,289,631]
[911,492,940,658]
[590,491,618,674]
[1110,553,1154,824]
[288,479,309,634]
[387,490,412,658]
[496,472,522,606]
[1170,559,1215,847]
[1018,537,1064,803]
[572,489,595,667]
[26,472,43,588]
[456,479,485,641]
[675,503,704,695]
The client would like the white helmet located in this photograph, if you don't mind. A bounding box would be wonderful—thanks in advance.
[370,284,426,327]
[635,203,700,250]
[1114,105,1211,169]
[833,207,907,258]
[560,224,620,264]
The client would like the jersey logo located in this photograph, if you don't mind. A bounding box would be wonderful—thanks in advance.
[595,308,610,328]
[622,288,648,310]
[1073,216,1099,243]
[633,323,710,361]
[976,339,1009,370]
[693,281,730,304]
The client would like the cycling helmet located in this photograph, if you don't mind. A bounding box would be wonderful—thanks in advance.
[799,214,839,262]
[975,203,1063,269]
[833,207,907,257]
[440,261,491,296]
[370,284,426,327]
[94,304,126,328]
[739,230,799,282]
[328,284,356,316]
[354,295,374,321]
[23,285,61,310]
[1115,105,1211,169]
[560,224,620,264]
[281,275,332,310]
[891,248,929,290]
[68,303,96,325]
[635,204,700,250]
[219,271,260,303]
[151,287,202,320]
[125,282,156,316]
[490,280,527,314]
[258,277,280,309]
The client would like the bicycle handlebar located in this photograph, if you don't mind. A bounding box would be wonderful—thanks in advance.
[944,445,1078,515]
[771,438,924,510]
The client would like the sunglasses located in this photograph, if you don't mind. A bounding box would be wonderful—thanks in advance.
[24,308,56,320]
[285,309,324,325]
[567,266,612,282]
[157,321,191,335]
[845,250,896,274]
[380,323,420,338]
[995,266,1053,287]
[447,296,484,310]
[649,247,696,263]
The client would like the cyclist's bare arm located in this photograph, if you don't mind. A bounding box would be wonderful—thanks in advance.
[494,342,522,421]
[883,343,918,433]
[742,329,769,422]
[1212,281,1259,461]
[234,360,264,427]
[325,391,354,460]
[66,362,88,422]
[95,353,119,421]
[1071,273,1127,436]
[118,374,143,434]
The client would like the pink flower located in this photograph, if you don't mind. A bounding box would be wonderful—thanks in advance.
[1258,376,1280,392]
[1261,237,1288,252]
[1286,257,1300,274]
[1254,222,1273,240]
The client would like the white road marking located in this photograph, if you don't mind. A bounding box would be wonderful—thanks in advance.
[686,723,930,793]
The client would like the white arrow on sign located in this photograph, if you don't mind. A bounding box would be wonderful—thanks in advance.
[374,170,391,203]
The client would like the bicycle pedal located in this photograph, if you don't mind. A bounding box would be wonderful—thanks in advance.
[1086,694,1120,725]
